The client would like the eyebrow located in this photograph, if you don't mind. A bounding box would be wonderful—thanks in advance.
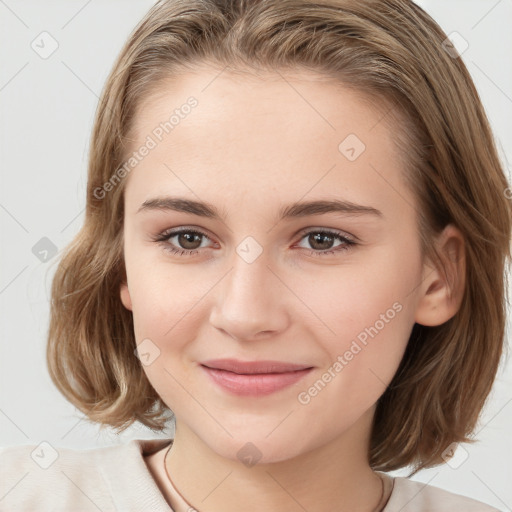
[136,197,383,220]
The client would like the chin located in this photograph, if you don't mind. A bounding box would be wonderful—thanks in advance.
[199,430,310,467]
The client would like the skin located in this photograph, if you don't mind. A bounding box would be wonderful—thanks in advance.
[119,66,465,512]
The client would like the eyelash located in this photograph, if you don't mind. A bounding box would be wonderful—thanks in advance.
[151,227,357,258]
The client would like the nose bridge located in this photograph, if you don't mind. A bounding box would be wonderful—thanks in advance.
[209,246,289,340]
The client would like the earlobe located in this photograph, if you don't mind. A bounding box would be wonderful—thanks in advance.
[414,224,466,327]
[120,282,133,311]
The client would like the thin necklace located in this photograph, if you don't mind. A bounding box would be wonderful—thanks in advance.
[163,445,387,512]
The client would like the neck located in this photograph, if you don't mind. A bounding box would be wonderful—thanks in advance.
[164,408,386,512]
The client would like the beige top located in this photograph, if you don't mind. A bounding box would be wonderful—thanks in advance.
[0,438,501,511]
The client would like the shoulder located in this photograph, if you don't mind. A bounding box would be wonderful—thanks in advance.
[0,441,119,511]
[383,476,502,512]
[0,438,173,512]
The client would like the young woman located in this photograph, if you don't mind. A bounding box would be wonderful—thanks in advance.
[1,0,510,511]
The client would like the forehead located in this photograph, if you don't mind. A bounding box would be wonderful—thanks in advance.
[132,66,384,145]
[123,66,415,222]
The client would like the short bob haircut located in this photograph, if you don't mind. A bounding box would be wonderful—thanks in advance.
[47,0,511,474]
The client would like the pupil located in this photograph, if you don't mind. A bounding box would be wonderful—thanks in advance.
[179,232,201,249]
[310,233,333,250]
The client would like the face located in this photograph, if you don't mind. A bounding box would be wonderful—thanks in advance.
[120,66,429,464]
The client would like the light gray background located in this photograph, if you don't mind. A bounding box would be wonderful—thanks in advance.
[1,0,511,509]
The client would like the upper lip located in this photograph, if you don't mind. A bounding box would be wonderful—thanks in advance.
[201,359,313,374]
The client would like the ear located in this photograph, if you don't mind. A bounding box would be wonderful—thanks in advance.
[414,224,466,326]
[120,281,133,311]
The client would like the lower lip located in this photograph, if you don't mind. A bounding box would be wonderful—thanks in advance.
[200,365,313,396]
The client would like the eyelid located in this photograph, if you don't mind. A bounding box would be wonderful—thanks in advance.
[295,226,358,243]
[155,225,216,241]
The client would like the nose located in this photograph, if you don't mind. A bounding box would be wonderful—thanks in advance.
[209,252,290,342]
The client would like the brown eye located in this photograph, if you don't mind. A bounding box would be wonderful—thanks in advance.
[307,232,336,251]
[152,228,214,256]
[176,232,204,250]
[296,229,357,257]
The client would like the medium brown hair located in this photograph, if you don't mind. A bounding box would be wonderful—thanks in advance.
[46,0,511,473]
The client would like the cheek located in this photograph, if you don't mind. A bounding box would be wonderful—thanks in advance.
[127,256,215,338]
[293,289,415,434]
[295,244,420,388]
[128,272,204,411]
[298,244,418,334]
[126,261,215,399]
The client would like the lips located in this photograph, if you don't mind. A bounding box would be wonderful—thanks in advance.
[200,358,312,374]
[200,359,314,396]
